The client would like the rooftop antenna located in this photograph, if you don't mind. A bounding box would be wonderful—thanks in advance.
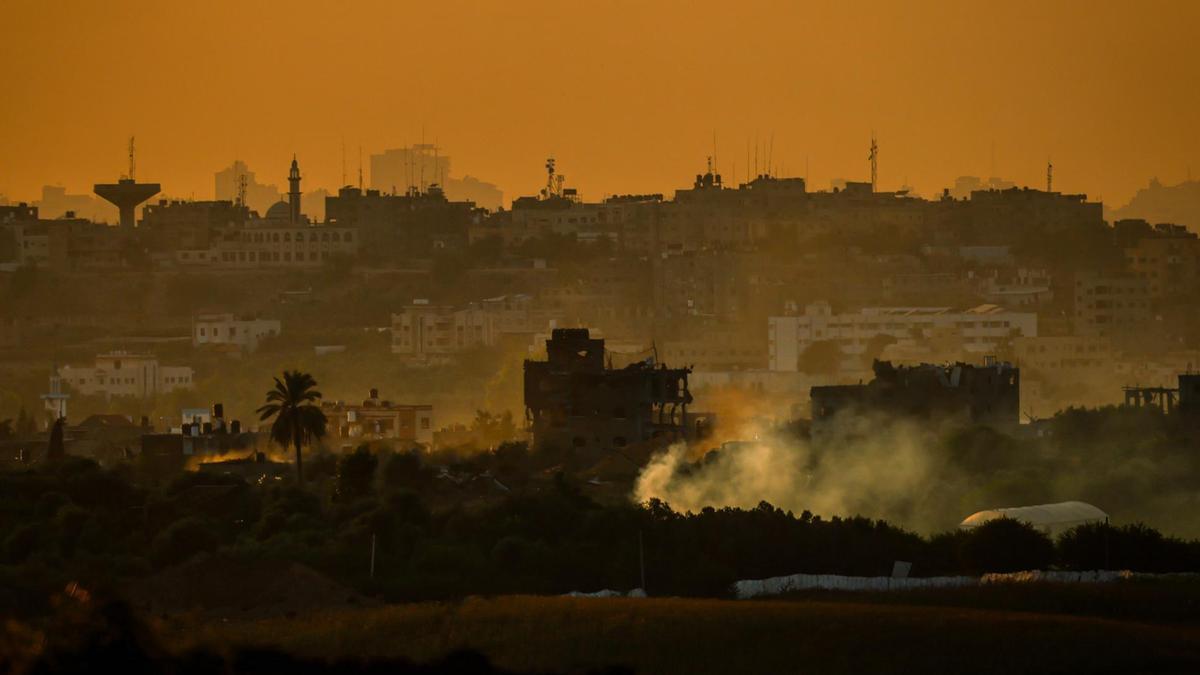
[236,172,248,208]
[712,130,718,176]
[768,132,775,177]
[543,157,557,199]
[869,132,878,192]
[754,131,759,178]
[434,140,441,186]
[1046,158,1053,192]
[127,136,136,181]
[341,137,347,187]
[358,145,363,191]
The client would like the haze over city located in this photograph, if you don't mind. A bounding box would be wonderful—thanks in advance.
[2,0,1198,206]
[5,2,1200,674]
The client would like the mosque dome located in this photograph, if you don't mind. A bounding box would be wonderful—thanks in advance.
[265,200,291,220]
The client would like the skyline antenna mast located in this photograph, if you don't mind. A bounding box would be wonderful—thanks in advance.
[869,132,878,193]
[543,157,557,199]
[236,171,247,207]
[1047,159,1053,192]
[127,136,136,181]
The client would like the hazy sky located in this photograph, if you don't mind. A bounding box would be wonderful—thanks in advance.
[1,0,1197,207]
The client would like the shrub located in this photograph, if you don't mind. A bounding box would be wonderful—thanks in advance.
[960,518,1054,574]
[1058,522,1194,572]
[151,517,219,567]
[337,446,378,501]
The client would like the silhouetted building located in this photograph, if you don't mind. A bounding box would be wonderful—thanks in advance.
[811,359,1020,430]
[523,328,693,453]
[326,185,479,256]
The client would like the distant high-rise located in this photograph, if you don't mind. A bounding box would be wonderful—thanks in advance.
[214,161,282,215]
[370,145,503,209]
[371,145,448,194]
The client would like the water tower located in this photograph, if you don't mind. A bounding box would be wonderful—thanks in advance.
[93,137,160,229]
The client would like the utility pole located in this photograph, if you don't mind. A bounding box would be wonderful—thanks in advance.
[1047,159,1054,192]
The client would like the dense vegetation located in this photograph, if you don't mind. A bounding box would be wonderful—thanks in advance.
[3,443,1199,619]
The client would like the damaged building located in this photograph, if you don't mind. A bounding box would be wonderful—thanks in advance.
[524,328,694,453]
[811,359,1020,431]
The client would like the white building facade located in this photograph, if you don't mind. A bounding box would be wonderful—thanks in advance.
[58,352,194,398]
[768,301,1037,372]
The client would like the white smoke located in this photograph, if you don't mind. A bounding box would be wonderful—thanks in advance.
[633,411,957,532]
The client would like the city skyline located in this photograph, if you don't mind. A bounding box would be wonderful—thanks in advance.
[2,1,1198,207]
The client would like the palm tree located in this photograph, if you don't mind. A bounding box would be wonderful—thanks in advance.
[256,370,327,484]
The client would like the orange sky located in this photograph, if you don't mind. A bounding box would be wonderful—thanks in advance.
[1,0,1197,208]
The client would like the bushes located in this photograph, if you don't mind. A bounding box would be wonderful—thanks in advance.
[1057,522,1200,572]
[336,446,378,501]
[151,517,220,567]
[960,518,1054,574]
[5,452,1200,616]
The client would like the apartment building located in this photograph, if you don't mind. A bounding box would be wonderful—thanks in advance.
[391,300,497,363]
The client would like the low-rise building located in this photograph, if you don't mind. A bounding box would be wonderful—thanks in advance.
[321,389,433,446]
[768,301,1037,372]
[659,325,767,372]
[192,313,281,353]
[57,351,194,398]
[1012,335,1115,375]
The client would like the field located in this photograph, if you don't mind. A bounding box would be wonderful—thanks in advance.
[163,590,1200,674]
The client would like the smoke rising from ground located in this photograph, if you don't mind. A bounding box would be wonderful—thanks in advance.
[633,394,1200,537]
[635,411,955,532]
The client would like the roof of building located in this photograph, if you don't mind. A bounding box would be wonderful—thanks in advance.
[959,501,1108,530]
[76,414,137,429]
